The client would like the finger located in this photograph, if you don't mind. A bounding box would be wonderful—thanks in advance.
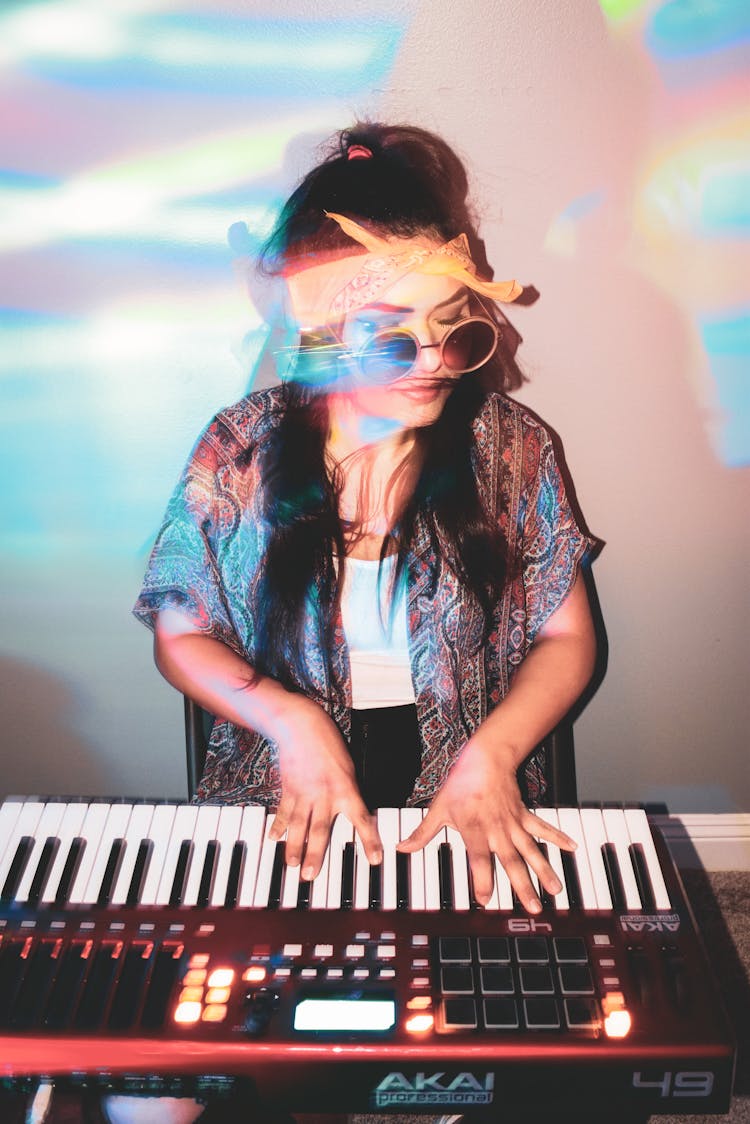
[301,812,333,881]
[498,851,542,914]
[525,811,577,852]
[396,805,442,852]
[350,807,383,866]
[518,836,562,898]
[269,799,292,841]
[466,848,495,907]
[284,804,311,868]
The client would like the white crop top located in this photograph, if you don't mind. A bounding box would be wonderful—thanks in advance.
[339,554,416,710]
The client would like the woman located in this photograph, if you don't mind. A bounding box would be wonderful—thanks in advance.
[134,122,596,920]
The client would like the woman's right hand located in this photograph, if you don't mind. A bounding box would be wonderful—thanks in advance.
[268,696,383,880]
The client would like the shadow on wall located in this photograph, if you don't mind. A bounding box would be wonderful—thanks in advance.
[0,656,110,799]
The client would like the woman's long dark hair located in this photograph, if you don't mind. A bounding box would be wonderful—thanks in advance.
[251,123,524,696]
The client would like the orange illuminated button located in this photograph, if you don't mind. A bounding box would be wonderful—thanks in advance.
[207,968,235,989]
[205,987,231,1004]
[601,992,632,1038]
[182,969,207,987]
[174,1001,202,1025]
[179,987,204,1003]
[405,1012,434,1034]
[188,953,210,969]
[202,1004,228,1023]
[243,965,267,984]
[406,996,433,1010]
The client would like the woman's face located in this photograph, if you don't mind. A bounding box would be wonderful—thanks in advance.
[337,271,473,432]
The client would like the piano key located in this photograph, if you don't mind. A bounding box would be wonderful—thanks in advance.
[209,806,244,907]
[181,805,221,907]
[368,859,382,909]
[579,808,614,910]
[110,804,156,906]
[236,805,265,908]
[309,830,332,911]
[169,841,193,906]
[400,808,425,911]
[77,803,133,905]
[534,808,570,911]
[0,798,26,864]
[560,849,582,909]
[557,808,598,910]
[138,805,178,906]
[40,802,88,904]
[602,808,642,911]
[13,801,66,903]
[28,837,59,905]
[324,815,353,909]
[155,805,200,907]
[268,843,286,909]
[438,842,453,910]
[280,847,301,910]
[223,841,244,909]
[0,801,45,896]
[97,839,125,906]
[126,841,153,907]
[353,829,370,910]
[1,836,35,902]
[56,838,86,905]
[423,827,447,911]
[601,844,626,909]
[67,803,116,905]
[197,841,219,908]
[396,851,410,909]
[341,842,355,909]
[623,808,671,910]
[253,814,281,908]
[485,855,513,912]
[445,826,471,911]
[377,808,399,911]
[629,844,655,912]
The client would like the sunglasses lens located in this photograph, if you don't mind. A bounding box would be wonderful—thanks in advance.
[443,319,497,372]
[359,330,418,383]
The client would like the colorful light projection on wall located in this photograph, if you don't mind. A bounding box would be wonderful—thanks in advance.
[0,2,406,558]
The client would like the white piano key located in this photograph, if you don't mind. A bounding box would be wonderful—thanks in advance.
[14,801,66,903]
[181,805,221,906]
[353,829,370,910]
[80,802,134,904]
[66,803,113,905]
[326,815,354,909]
[209,805,244,907]
[138,804,178,906]
[0,799,26,864]
[485,854,514,911]
[253,813,280,908]
[309,825,332,910]
[445,826,471,911]
[557,807,598,909]
[422,827,446,911]
[624,808,671,910]
[534,807,569,911]
[110,804,156,905]
[41,802,89,904]
[280,846,301,909]
[0,800,46,894]
[236,805,266,908]
[579,808,614,911]
[154,805,200,906]
[400,808,425,911]
[602,808,643,911]
[377,808,400,911]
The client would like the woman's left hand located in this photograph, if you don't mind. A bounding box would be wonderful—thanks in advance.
[396,737,576,913]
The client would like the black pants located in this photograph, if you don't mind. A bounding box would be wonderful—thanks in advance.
[348,704,421,810]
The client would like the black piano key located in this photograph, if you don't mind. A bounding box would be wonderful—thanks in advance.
[141,944,183,1030]
[73,942,121,1030]
[97,839,125,907]
[396,851,410,911]
[10,940,59,1028]
[560,849,582,909]
[601,843,626,910]
[268,843,285,909]
[629,843,656,911]
[169,841,193,907]
[0,940,27,1025]
[536,843,554,908]
[368,861,382,909]
[126,839,152,906]
[55,837,86,906]
[1,837,35,902]
[340,842,355,909]
[27,837,60,905]
[42,940,89,1028]
[438,842,454,910]
[108,943,154,1029]
[197,841,219,908]
[223,841,245,909]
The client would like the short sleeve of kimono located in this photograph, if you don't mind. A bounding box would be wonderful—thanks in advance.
[520,424,597,642]
[133,421,239,649]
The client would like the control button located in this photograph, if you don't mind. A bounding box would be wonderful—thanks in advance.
[380,931,396,940]
[598,958,616,968]
[179,986,203,1003]
[283,943,303,958]
[345,944,365,959]
[206,968,235,989]
[202,1003,227,1023]
[273,967,291,979]
[407,996,432,1010]
[524,997,560,1029]
[313,944,333,958]
[443,998,477,1029]
[377,944,396,960]
[483,998,519,1029]
[352,967,369,980]
[174,1000,202,1025]
[564,998,600,1030]
[439,937,471,963]
[520,965,554,995]
[440,965,474,994]
[299,968,317,979]
[553,938,588,964]
[379,968,396,980]
[412,934,429,947]
[558,965,595,996]
[593,934,611,946]
[326,968,344,980]
[205,987,231,1004]
[411,976,431,989]
[412,958,429,969]
[480,965,514,995]
[252,944,271,958]
[188,953,210,969]
[515,937,549,964]
[243,966,267,984]
[477,937,510,963]
[355,932,371,941]
[602,976,620,987]
[182,969,206,987]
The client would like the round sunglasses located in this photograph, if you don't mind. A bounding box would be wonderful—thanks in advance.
[347,314,500,385]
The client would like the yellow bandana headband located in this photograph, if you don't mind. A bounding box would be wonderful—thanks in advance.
[285,211,522,332]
